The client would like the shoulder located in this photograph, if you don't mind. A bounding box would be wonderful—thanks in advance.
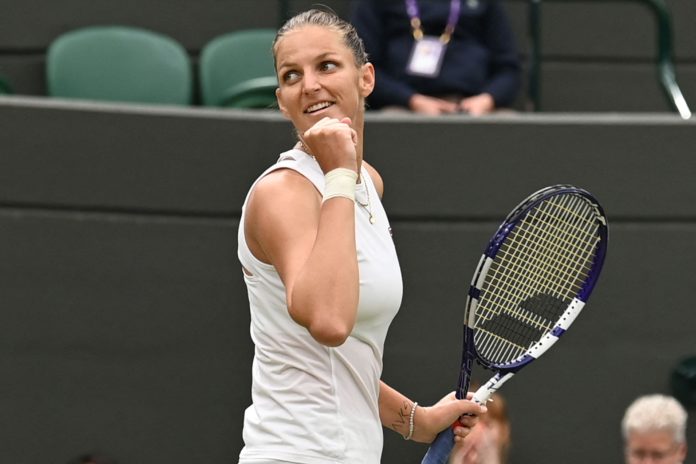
[249,167,320,213]
[362,160,384,198]
[245,168,321,262]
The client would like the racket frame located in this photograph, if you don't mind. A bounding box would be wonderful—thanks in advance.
[423,185,608,464]
[464,184,608,403]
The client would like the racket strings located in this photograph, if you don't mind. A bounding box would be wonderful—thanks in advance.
[477,197,598,361]
[516,195,600,292]
[479,196,597,333]
[474,194,602,364]
[492,195,598,303]
[491,196,598,303]
[519,197,599,273]
[481,197,596,324]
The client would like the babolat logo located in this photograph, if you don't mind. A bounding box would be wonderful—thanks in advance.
[477,293,567,347]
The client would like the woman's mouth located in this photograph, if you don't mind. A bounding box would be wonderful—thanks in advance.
[304,101,335,114]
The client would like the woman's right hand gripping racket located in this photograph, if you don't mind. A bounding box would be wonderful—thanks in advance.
[422,185,608,464]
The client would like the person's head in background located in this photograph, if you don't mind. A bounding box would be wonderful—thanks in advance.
[622,394,688,464]
[450,391,511,464]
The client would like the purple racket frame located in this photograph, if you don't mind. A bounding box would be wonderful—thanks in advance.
[421,185,608,464]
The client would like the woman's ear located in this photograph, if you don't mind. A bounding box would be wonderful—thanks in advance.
[276,87,289,118]
[359,62,375,98]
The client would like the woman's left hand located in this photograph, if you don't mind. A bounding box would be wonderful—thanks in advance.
[411,392,487,444]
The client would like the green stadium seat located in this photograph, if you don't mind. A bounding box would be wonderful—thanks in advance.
[46,26,192,105]
[199,29,278,109]
[0,74,12,94]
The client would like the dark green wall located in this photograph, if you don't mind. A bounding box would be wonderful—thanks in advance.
[1,96,695,463]
[0,0,695,112]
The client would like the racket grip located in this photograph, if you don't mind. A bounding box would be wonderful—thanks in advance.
[421,427,455,464]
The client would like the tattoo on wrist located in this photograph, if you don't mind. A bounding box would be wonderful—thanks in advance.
[392,400,409,433]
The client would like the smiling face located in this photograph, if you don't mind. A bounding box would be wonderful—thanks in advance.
[273,25,374,135]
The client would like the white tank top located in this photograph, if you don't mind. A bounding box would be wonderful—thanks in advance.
[237,149,403,464]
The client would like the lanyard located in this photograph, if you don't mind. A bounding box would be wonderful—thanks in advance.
[405,0,461,44]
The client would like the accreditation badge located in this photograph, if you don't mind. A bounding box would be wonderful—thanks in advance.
[406,36,446,78]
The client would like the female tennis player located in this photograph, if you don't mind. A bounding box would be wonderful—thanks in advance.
[237,8,486,464]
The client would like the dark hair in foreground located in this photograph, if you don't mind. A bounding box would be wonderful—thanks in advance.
[273,8,368,68]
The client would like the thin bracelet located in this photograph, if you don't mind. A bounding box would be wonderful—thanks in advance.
[404,401,418,440]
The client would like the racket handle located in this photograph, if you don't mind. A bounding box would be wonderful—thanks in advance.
[421,427,455,464]
[472,372,515,405]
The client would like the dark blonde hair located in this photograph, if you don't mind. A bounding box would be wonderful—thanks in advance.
[273,8,368,68]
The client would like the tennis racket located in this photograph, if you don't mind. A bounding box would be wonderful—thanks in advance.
[422,184,608,464]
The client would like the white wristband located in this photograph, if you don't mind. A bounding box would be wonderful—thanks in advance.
[323,168,358,202]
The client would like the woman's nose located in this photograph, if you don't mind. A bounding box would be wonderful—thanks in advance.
[302,71,321,94]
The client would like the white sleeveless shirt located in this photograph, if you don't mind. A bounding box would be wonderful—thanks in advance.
[237,149,403,464]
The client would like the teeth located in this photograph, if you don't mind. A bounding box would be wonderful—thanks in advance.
[306,101,332,113]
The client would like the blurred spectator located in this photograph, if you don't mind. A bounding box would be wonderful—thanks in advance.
[351,0,521,116]
[622,394,688,464]
[449,391,511,463]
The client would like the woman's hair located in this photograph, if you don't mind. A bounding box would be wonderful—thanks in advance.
[621,394,688,444]
[273,8,368,68]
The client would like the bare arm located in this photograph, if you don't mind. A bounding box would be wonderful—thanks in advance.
[379,381,487,444]
[245,118,360,347]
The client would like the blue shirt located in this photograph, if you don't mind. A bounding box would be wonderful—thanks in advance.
[351,0,522,109]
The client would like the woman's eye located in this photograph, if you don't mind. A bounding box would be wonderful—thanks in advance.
[283,71,300,83]
[321,61,338,71]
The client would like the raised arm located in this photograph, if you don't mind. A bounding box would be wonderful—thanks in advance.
[244,118,360,347]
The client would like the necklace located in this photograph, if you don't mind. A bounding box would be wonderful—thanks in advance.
[357,173,376,225]
[296,141,375,224]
